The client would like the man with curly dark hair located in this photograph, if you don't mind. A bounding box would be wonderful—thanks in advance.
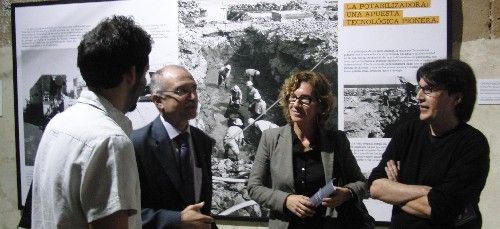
[31,15,152,228]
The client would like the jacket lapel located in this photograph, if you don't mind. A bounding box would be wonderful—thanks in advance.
[320,129,335,183]
[190,128,211,205]
[279,125,335,187]
[276,125,295,192]
[190,128,204,168]
[149,117,186,201]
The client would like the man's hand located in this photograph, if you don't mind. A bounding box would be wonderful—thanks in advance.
[180,202,214,229]
[385,160,400,181]
[321,187,352,208]
[285,195,315,218]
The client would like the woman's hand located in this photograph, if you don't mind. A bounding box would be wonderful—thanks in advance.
[285,195,315,218]
[321,187,352,208]
[385,160,400,181]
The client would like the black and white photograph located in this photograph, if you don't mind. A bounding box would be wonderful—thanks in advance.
[12,0,340,215]
[175,0,339,219]
[19,49,82,166]
[343,77,419,139]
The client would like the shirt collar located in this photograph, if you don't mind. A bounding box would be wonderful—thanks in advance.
[159,115,191,139]
[77,90,133,136]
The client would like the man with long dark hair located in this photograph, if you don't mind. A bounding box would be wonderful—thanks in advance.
[369,59,490,228]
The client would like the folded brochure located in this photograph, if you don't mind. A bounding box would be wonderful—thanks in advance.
[309,179,336,207]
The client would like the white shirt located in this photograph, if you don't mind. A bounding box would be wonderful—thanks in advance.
[32,90,141,228]
[223,126,244,144]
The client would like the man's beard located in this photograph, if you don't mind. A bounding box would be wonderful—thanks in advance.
[126,77,146,112]
[185,102,198,119]
[127,99,138,112]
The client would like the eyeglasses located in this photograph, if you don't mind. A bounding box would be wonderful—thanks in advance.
[288,95,315,106]
[416,85,444,95]
[159,85,197,97]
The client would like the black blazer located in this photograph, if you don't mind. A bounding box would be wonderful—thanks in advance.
[132,116,215,229]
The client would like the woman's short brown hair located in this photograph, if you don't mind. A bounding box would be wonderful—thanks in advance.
[279,71,336,124]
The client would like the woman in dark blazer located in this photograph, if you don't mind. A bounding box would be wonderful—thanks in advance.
[247,71,373,229]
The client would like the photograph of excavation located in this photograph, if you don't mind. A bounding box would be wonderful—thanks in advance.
[176,0,339,218]
[343,77,419,139]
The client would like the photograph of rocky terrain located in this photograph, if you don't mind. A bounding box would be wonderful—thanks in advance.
[344,77,419,139]
[18,48,85,166]
[177,0,339,219]
[15,0,340,219]
[22,73,85,165]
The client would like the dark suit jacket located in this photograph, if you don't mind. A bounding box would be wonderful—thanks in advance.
[132,116,215,229]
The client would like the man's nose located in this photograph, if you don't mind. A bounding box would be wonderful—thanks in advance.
[416,89,425,101]
[188,91,198,100]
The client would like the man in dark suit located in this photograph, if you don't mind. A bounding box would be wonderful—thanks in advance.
[132,65,215,229]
